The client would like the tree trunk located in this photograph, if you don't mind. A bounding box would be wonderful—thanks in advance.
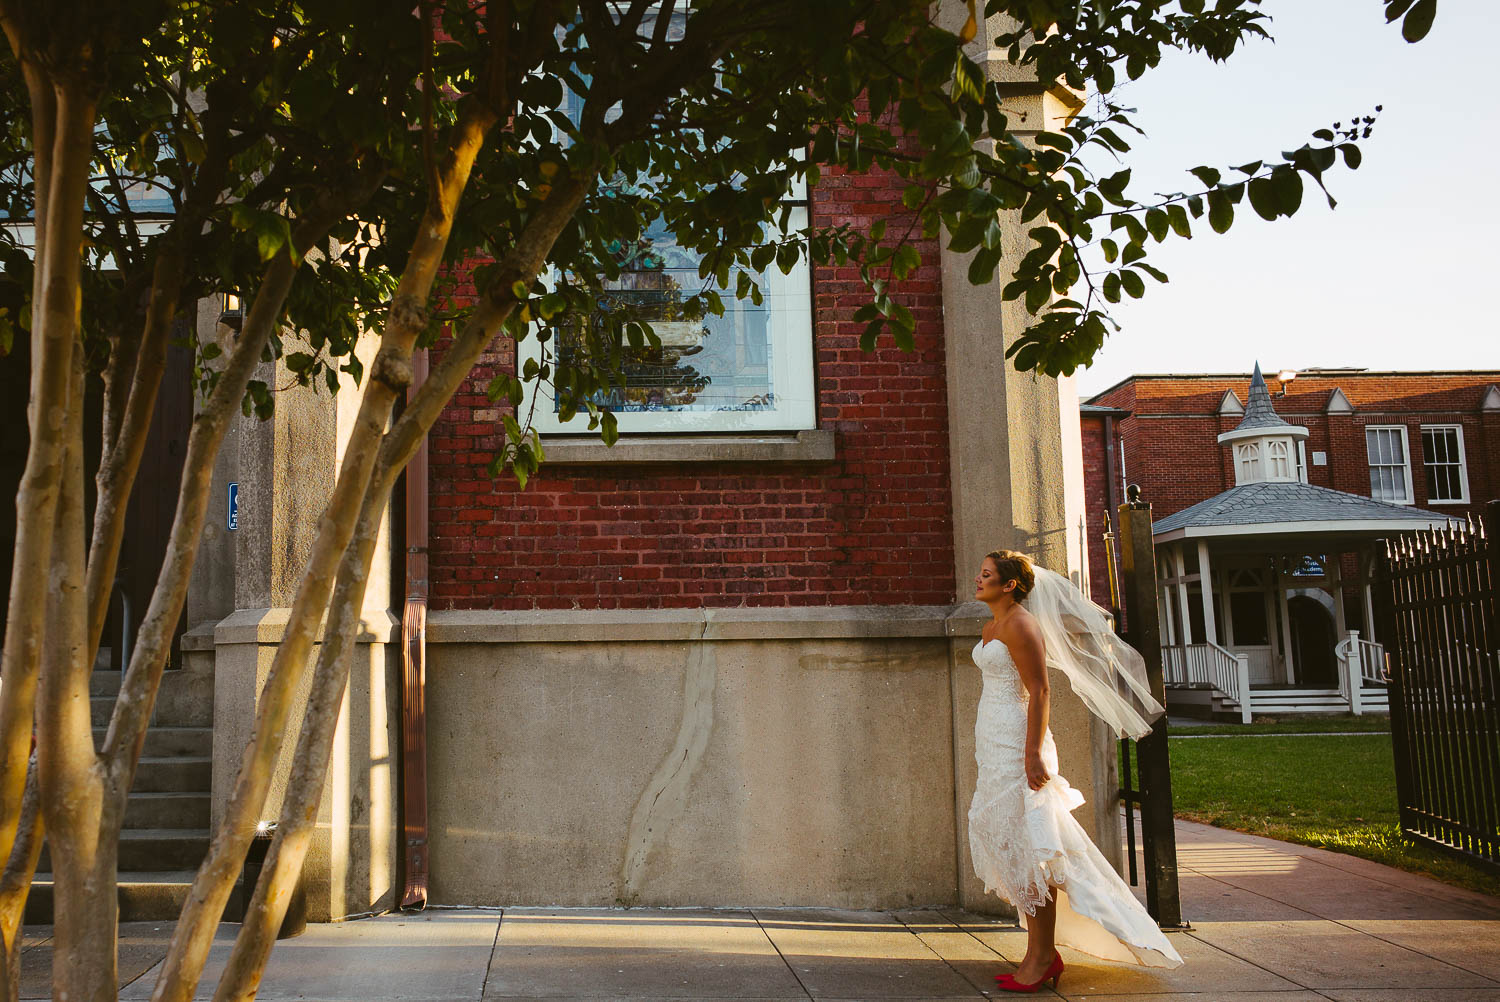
[0,58,65,886]
[0,758,44,1002]
[152,107,498,1002]
[38,350,114,1000]
[206,173,590,1001]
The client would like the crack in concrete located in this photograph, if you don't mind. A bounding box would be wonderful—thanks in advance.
[620,616,717,901]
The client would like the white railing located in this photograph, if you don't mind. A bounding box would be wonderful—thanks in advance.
[1336,630,1388,716]
[1162,642,1252,724]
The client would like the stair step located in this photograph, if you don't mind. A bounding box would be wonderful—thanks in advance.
[90,670,124,696]
[91,726,212,758]
[133,756,211,793]
[25,871,204,923]
[38,829,209,873]
[125,792,211,829]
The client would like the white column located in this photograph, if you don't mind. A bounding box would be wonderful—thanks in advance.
[1278,563,1296,685]
[1174,544,1194,646]
[1330,551,1347,641]
[1221,566,1237,647]
[1161,583,1177,645]
[1347,629,1364,716]
[1197,540,1217,647]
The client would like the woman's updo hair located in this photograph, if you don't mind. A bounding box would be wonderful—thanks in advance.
[985,549,1035,602]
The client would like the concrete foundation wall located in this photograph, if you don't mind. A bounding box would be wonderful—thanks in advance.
[212,609,400,922]
[422,606,1117,914]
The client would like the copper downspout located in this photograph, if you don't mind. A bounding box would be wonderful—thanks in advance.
[400,348,430,910]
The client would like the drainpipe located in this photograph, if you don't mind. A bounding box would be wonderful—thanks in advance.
[1102,413,1127,623]
[400,348,430,910]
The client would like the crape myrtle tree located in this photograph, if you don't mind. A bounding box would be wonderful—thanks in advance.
[0,0,1430,998]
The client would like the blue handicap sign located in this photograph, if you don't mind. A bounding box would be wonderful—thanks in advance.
[228,482,239,531]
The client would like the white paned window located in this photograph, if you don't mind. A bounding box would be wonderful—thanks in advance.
[1235,442,1261,482]
[525,23,815,436]
[1421,425,1469,503]
[1365,425,1413,504]
[1268,440,1291,480]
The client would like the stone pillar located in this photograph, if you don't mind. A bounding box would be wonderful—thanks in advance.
[185,296,240,631]
[211,327,398,922]
[935,3,1121,912]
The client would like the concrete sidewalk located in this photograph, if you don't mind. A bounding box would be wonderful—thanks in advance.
[20,820,1500,1000]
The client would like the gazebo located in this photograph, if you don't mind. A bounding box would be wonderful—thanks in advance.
[1150,365,1460,721]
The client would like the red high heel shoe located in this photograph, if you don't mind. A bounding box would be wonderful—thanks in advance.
[994,951,1063,993]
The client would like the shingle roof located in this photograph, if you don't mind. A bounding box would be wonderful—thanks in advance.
[1234,362,1293,432]
[1153,481,1462,535]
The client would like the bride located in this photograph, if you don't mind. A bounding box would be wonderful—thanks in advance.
[969,549,1183,992]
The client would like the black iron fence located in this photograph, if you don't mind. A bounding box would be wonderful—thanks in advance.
[1378,499,1500,877]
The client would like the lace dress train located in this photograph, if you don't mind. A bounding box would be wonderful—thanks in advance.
[969,639,1183,969]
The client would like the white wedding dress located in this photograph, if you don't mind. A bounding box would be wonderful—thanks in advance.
[969,638,1183,968]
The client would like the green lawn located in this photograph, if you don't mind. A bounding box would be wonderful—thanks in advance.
[1166,732,1500,898]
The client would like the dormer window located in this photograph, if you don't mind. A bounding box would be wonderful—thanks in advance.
[1217,363,1312,487]
[1268,440,1291,480]
[1236,442,1262,481]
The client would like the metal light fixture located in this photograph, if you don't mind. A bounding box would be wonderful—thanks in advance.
[1274,368,1298,397]
[218,292,244,333]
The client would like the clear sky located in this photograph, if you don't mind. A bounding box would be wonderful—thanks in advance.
[1072,0,1499,399]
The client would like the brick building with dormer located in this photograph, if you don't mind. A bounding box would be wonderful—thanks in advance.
[1079,365,1497,718]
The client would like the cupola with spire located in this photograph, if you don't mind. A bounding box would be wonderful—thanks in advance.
[1216,362,1311,485]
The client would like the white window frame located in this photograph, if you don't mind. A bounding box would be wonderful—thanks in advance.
[521,223,816,435]
[1419,424,1470,504]
[1296,440,1308,482]
[1267,440,1291,480]
[520,24,817,437]
[1365,424,1414,505]
[1235,442,1261,483]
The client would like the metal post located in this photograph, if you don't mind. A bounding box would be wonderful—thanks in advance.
[1117,485,1184,928]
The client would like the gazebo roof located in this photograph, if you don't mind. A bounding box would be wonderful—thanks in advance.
[1152,481,1462,542]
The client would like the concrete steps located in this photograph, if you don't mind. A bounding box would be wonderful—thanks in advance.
[25,871,199,924]
[125,791,211,829]
[38,829,210,873]
[29,664,216,922]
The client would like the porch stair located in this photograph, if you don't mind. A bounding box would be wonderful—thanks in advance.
[25,658,218,923]
[1248,686,1389,715]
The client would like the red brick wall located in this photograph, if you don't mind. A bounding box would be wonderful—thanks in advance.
[1086,372,1500,528]
[426,170,956,610]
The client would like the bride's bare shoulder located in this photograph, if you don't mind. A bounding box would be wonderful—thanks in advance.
[998,604,1044,646]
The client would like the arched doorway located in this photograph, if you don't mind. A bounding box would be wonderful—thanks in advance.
[1288,593,1337,687]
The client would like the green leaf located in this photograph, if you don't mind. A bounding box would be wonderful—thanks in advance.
[1340,143,1363,169]
[1100,238,1118,264]
[1144,208,1169,242]
[1400,0,1436,41]
[600,410,619,448]
[893,243,921,279]
[1274,169,1304,215]
[1166,204,1192,238]
[256,223,285,262]
[1208,190,1234,233]
[1189,166,1221,188]
[1247,177,1279,220]
[1120,269,1145,299]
